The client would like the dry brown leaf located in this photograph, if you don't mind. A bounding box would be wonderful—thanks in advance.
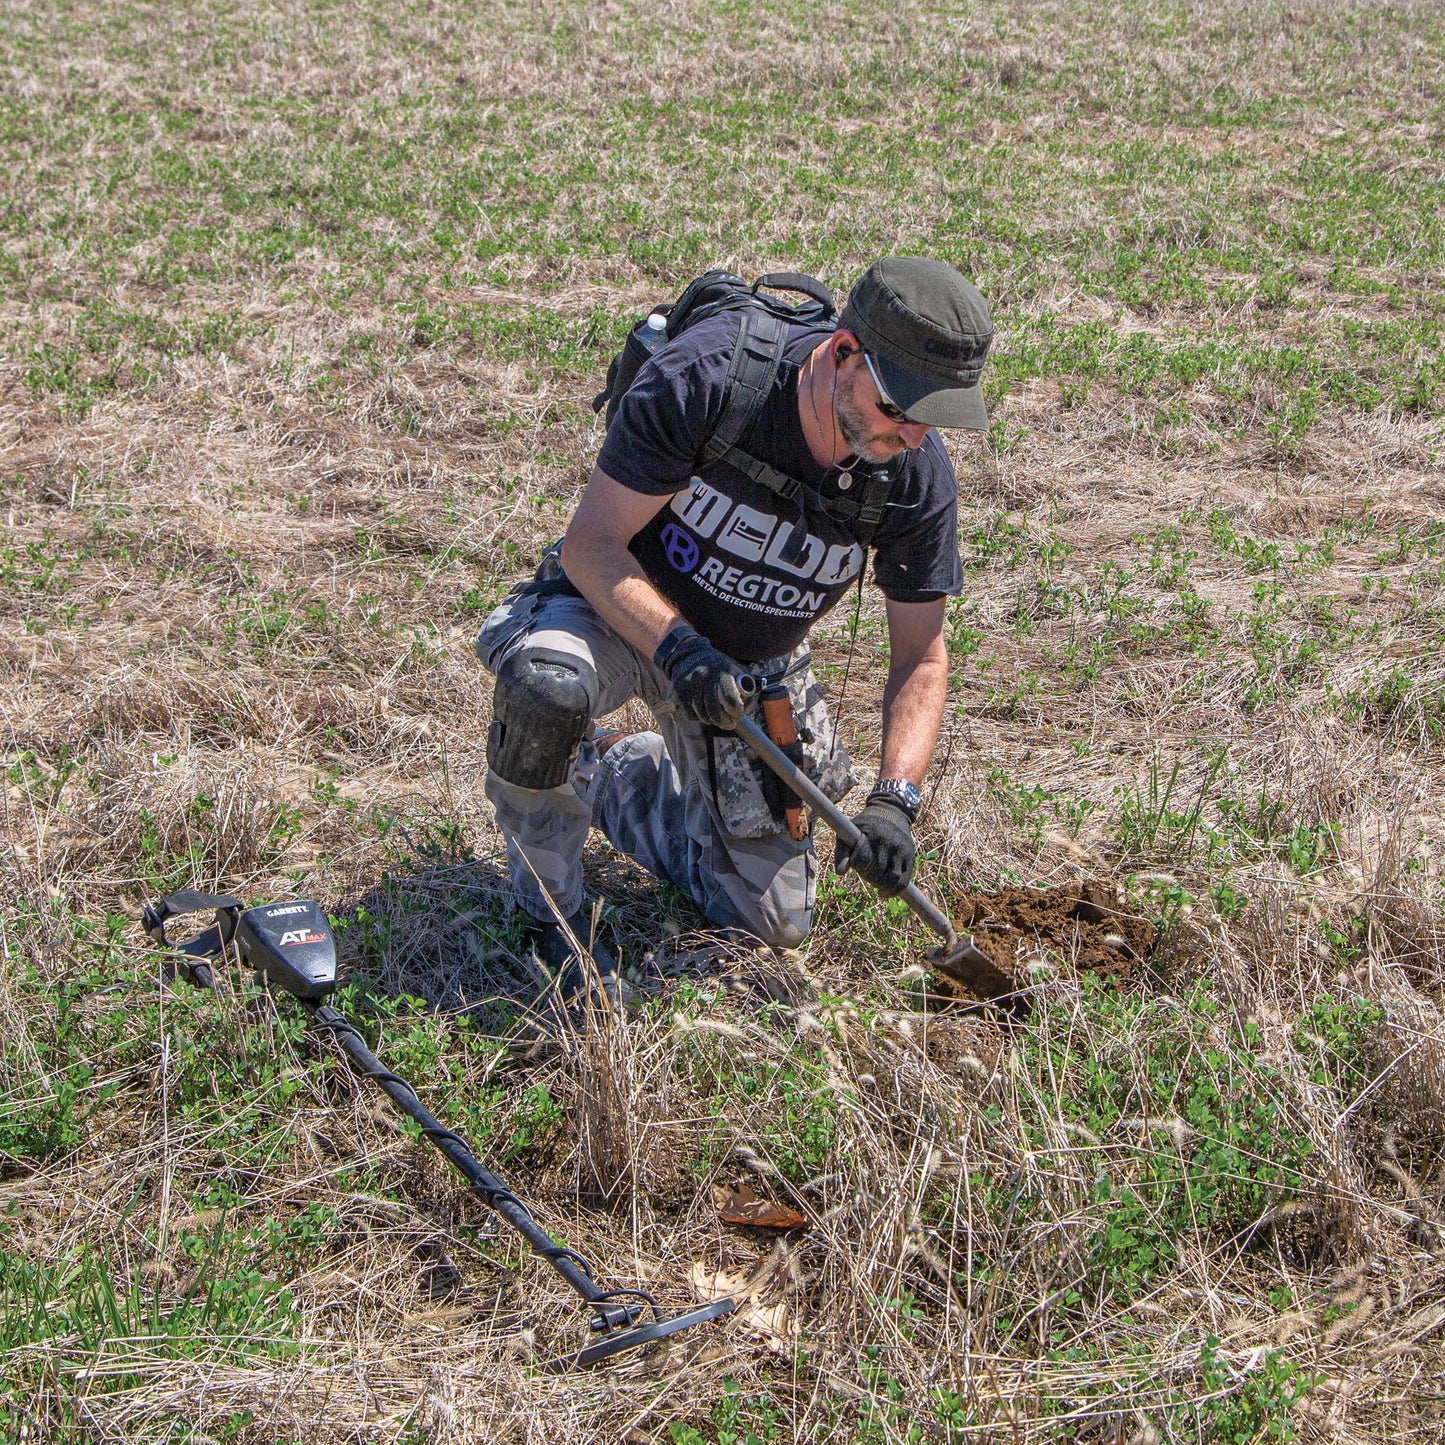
[690,1263,750,1304]
[712,1180,808,1230]
[688,1264,795,1352]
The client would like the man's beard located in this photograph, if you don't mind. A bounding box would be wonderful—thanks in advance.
[834,374,904,463]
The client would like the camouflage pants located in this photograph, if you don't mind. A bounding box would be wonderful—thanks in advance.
[475,586,847,948]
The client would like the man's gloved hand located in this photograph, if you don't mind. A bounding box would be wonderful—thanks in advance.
[657,626,747,729]
[835,797,916,896]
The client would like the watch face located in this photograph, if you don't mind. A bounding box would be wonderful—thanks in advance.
[875,779,921,815]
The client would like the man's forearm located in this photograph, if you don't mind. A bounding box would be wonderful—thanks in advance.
[878,651,949,784]
[560,528,685,661]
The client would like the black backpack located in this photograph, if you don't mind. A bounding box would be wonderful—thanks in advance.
[592,270,896,547]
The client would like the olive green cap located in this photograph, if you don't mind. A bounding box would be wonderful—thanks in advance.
[840,257,994,429]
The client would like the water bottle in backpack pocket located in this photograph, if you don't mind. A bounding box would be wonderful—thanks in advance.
[594,311,670,426]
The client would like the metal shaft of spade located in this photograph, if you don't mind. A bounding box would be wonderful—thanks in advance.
[731,710,1014,999]
[732,713,957,942]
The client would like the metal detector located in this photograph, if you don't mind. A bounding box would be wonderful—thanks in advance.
[142,890,733,1370]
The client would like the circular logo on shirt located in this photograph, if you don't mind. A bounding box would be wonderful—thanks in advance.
[660,523,700,574]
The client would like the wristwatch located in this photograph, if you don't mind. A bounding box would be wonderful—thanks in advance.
[868,777,922,822]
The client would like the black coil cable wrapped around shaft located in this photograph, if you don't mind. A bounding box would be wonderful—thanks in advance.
[304,1003,618,1297]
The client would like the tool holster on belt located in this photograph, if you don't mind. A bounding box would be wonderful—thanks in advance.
[759,685,809,840]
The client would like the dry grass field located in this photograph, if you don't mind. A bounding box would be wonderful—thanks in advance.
[2,0,1444,1439]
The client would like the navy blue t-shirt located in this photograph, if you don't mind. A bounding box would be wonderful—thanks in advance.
[595,311,963,662]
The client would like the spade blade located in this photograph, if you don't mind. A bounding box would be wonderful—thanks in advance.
[930,932,1019,1002]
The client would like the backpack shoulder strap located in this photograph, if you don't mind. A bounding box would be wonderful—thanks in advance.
[852,467,894,548]
[820,464,896,548]
[698,305,897,548]
[698,308,803,502]
[701,308,783,461]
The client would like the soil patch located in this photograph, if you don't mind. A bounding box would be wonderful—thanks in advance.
[933,881,1157,1002]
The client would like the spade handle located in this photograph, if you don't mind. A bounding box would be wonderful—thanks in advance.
[731,714,958,948]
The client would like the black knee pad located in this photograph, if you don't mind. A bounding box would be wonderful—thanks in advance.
[487,646,598,790]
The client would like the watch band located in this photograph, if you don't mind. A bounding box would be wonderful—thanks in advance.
[868,777,921,822]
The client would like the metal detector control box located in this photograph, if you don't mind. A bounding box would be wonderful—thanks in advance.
[234,900,338,1000]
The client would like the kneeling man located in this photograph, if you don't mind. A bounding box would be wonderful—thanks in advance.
[476,257,993,997]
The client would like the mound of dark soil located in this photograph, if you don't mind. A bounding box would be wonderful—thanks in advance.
[933,881,1156,1002]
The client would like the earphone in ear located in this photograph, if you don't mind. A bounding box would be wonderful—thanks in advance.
[835,342,857,362]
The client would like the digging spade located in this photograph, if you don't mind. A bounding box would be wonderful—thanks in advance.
[731,706,1019,1003]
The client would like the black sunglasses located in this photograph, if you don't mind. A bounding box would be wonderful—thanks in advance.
[862,352,920,427]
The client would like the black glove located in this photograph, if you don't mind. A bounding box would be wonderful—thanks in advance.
[835,797,916,896]
[657,626,746,729]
